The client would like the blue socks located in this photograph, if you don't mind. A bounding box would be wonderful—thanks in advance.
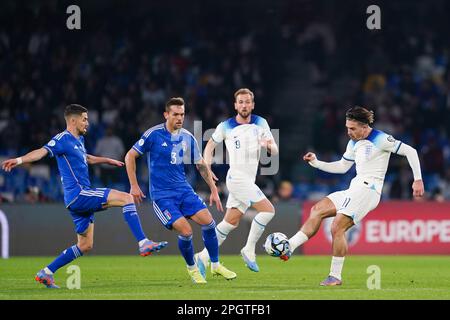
[123,203,146,242]
[202,221,219,263]
[178,234,195,266]
[47,245,83,273]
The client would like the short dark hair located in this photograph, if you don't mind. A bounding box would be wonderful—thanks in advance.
[345,106,374,125]
[165,97,185,112]
[64,104,88,118]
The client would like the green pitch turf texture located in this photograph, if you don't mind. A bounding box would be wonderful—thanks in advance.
[1,255,449,300]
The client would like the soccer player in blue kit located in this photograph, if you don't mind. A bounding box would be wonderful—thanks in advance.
[125,97,236,283]
[1,104,167,288]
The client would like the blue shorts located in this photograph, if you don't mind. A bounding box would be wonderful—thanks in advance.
[152,190,207,230]
[68,187,111,234]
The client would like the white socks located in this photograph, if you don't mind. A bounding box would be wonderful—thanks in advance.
[187,264,197,271]
[216,220,237,246]
[138,238,149,247]
[329,256,345,280]
[44,267,53,275]
[288,231,309,252]
[211,262,219,270]
[199,220,237,260]
[243,212,275,254]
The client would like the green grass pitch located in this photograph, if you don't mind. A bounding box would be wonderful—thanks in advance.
[1,255,449,300]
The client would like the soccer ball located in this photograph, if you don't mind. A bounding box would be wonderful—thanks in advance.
[264,232,290,257]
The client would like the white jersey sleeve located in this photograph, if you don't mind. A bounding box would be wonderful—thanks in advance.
[342,140,356,161]
[375,132,403,154]
[257,117,274,140]
[211,122,226,143]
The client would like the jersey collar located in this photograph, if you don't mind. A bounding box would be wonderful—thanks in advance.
[231,114,257,127]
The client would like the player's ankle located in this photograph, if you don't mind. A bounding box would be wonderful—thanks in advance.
[138,238,149,247]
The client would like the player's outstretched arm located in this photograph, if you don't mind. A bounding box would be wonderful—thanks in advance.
[303,151,354,174]
[395,143,425,198]
[196,158,223,212]
[124,148,146,204]
[1,147,48,172]
[203,138,219,181]
[86,154,124,167]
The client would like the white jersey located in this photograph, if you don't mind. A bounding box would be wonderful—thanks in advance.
[343,129,402,193]
[211,114,273,181]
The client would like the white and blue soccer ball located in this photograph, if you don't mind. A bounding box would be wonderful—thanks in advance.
[264,232,290,257]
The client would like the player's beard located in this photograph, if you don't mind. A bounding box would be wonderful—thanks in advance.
[79,127,88,136]
[174,121,183,129]
[238,110,251,119]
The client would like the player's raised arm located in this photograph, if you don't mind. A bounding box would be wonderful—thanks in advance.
[394,143,424,198]
[124,148,146,204]
[203,138,219,181]
[1,147,48,172]
[86,154,124,167]
[258,117,279,155]
[303,151,354,174]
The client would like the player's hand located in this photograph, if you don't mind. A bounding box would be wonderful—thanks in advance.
[130,184,146,204]
[303,152,316,162]
[412,179,425,198]
[1,158,20,172]
[210,169,219,182]
[260,138,271,149]
[108,159,125,167]
[209,188,223,212]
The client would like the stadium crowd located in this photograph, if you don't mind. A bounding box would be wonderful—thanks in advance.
[1,1,449,203]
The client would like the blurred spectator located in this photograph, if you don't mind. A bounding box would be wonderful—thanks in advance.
[23,186,51,203]
[94,127,125,185]
[272,180,297,204]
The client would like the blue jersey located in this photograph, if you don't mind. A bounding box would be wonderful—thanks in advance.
[43,130,90,207]
[132,123,202,201]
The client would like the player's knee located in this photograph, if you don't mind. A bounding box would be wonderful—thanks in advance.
[179,230,193,238]
[330,222,345,238]
[122,192,134,206]
[78,242,93,253]
[267,202,275,213]
[310,204,327,219]
[177,225,193,237]
[224,217,239,228]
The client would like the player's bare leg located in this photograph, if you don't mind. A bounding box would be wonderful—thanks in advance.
[35,223,95,289]
[77,223,94,253]
[320,213,354,286]
[191,209,237,280]
[240,198,275,272]
[281,197,337,261]
[105,189,168,256]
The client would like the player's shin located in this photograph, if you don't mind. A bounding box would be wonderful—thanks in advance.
[46,245,83,274]
[178,234,195,267]
[201,221,219,265]
[244,212,275,253]
[122,203,147,243]
[216,220,237,246]
[198,220,237,262]
[329,256,345,280]
[288,231,309,252]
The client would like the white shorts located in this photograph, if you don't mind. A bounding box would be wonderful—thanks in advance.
[327,184,381,224]
[226,178,266,213]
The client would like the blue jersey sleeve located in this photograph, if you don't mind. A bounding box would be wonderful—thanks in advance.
[43,133,68,157]
[132,133,153,155]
